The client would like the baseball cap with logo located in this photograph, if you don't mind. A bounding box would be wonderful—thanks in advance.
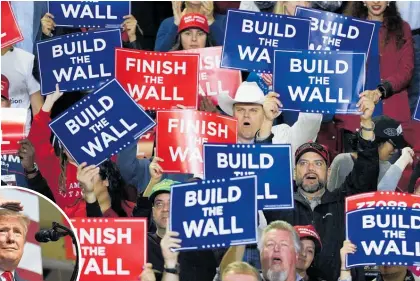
[149,179,181,204]
[294,225,322,254]
[1,75,10,100]
[373,115,409,149]
[295,141,330,166]
[178,13,209,34]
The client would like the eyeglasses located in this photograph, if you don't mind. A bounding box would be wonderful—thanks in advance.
[153,201,170,210]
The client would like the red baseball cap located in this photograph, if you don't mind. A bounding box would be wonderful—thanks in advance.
[178,13,209,34]
[294,225,322,254]
[1,75,10,100]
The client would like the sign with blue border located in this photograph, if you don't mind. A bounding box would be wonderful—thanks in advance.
[169,176,258,251]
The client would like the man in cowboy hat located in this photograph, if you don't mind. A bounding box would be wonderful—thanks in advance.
[217,81,323,157]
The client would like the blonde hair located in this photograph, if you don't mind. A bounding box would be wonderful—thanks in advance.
[221,261,259,280]
[260,220,301,254]
[0,209,31,236]
[273,1,311,15]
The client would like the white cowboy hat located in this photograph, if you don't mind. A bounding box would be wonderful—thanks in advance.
[218,81,265,116]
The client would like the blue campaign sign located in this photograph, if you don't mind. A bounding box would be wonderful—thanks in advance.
[203,144,293,210]
[48,1,130,28]
[49,79,156,166]
[295,7,382,115]
[414,98,420,122]
[295,7,376,53]
[346,207,420,268]
[273,50,366,114]
[36,29,121,96]
[221,9,310,73]
[170,176,258,251]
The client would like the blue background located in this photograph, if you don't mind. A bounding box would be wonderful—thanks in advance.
[295,7,382,118]
[203,144,294,210]
[346,207,420,267]
[273,50,365,114]
[48,1,130,28]
[36,29,121,95]
[49,79,156,166]
[221,9,310,73]
[170,176,258,251]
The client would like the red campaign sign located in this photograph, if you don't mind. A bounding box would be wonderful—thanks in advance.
[136,128,155,159]
[156,110,237,174]
[1,108,27,154]
[172,46,242,105]
[71,218,147,281]
[1,1,24,48]
[346,191,420,212]
[115,48,199,110]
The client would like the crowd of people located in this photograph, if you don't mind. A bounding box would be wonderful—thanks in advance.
[2,1,420,281]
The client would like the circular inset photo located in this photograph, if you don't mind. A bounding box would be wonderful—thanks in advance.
[0,186,81,281]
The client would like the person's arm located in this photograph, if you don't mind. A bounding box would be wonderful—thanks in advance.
[122,14,143,50]
[255,92,282,141]
[338,240,356,281]
[381,22,414,99]
[86,200,103,217]
[117,144,151,191]
[143,156,164,197]
[338,97,379,197]
[218,246,246,275]
[161,230,181,281]
[408,161,420,194]
[29,91,43,116]
[378,147,414,191]
[154,17,179,51]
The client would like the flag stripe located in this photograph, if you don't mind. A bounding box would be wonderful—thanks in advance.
[16,268,43,281]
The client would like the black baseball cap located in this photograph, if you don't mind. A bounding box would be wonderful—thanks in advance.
[373,116,409,149]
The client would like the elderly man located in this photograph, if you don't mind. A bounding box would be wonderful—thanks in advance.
[211,220,302,281]
[218,81,322,156]
[0,208,30,281]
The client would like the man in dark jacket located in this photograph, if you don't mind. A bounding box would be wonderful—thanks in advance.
[263,96,379,281]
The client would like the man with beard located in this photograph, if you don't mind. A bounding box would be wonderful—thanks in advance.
[263,96,379,281]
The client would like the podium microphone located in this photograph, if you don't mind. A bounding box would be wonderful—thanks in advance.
[34,222,80,281]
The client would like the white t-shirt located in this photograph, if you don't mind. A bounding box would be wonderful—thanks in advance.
[1,47,40,135]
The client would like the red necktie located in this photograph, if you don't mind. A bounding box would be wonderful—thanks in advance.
[2,271,13,281]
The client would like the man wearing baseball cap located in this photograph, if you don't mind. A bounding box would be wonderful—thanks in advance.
[263,96,379,281]
[218,81,322,157]
[1,75,10,108]
[294,225,323,281]
[146,179,218,281]
[328,115,415,193]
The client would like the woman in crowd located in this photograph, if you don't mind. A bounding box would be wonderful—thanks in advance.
[28,85,135,218]
[170,12,215,51]
[329,1,418,154]
[77,161,135,217]
[294,225,324,281]
[155,1,225,52]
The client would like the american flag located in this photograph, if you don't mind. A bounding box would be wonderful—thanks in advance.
[0,188,43,281]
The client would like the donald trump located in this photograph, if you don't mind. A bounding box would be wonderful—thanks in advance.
[0,207,29,281]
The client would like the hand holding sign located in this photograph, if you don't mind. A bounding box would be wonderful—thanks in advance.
[77,162,100,194]
[263,92,282,121]
[122,15,137,42]
[161,229,181,267]
[139,263,156,281]
[42,84,63,112]
[356,96,375,121]
[17,139,36,172]
[41,13,55,37]
[340,240,356,279]
[359,89,382,105]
